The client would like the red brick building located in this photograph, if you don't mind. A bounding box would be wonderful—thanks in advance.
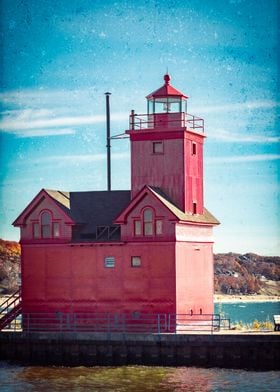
[12,75,219,330]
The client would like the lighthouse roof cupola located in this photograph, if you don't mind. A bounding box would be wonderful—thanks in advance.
[146,74,188,114]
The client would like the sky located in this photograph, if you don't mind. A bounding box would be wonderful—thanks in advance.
[0,0,279,255]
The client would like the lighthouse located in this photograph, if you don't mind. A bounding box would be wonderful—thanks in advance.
[7,74,219,332]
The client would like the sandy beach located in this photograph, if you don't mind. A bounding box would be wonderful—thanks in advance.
[214,294,280,303]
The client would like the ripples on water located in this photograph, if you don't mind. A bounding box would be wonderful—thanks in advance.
[0,362,279,392]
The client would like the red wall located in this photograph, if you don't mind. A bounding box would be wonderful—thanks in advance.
[131,135,185,210]
[21,242,176,315]
[129,128,205,214]
[175,241,214,315]
[184,133,204,215]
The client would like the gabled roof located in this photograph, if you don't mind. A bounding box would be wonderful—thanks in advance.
[149,187,220,225]
[13,188,131,241]
[13,189,74,226]
[115,185,219,226]
[146,74,188,99]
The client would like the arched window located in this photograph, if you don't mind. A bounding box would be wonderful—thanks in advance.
[41,211,51,238]
[133,207,163,237]
[143,208,153,236]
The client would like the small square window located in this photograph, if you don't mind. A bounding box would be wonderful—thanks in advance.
[53,222,60,237]
[104,256,115,268]
[192,142,197,155]
[131,256,141,267]
[134,220,141,236]
[33,223,40,238]
[156,220,163,235]
[153,141,163,154]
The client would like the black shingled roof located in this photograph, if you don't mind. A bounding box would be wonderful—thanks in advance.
[47,190,131,242]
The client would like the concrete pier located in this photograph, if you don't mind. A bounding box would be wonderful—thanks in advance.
[0,332,279,370]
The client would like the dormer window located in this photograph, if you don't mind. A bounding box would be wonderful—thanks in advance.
[33,223,40,238]
[144,208,153,235]
[53,222,60,237]
[133,208,163,237]
[41,211,51,238]
[134,220,141,236]
[32,210,61,239]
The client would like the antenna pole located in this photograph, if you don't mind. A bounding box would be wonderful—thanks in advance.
[105,92,111,191]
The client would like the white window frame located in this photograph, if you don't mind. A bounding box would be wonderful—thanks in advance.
[131,256,141,267]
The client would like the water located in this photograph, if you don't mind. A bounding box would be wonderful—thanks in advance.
[214,301,280,324]
[1,302,280,391]
[0,363,279,392]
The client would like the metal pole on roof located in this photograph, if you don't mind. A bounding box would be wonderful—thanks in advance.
[105,92,111,191]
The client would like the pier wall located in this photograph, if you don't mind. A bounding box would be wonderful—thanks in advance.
[0,332,279,370]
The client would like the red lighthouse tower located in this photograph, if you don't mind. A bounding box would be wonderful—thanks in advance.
[128,74,204,214]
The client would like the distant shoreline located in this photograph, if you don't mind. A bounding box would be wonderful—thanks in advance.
[214,294,280,303]
[1,294,279,307]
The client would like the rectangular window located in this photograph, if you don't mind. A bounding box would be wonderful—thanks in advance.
[144,222,153,236]
[42,224,51,238]
[33,223,40,238]
[192,142,197,155]
[104,256,115,268]
[193,202,197,215]
[155,220,163,235]
[53,222,60,237]
[153,141,163,154]
[134,220,141,236]
[131,256,141,267]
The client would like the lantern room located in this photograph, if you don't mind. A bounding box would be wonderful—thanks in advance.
[146,73,188,114]
[129,74,205,132]
[144,74,188,129]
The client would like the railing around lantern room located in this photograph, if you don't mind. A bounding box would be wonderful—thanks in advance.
[129,111,204,133]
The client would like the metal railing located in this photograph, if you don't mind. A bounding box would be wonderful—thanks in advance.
[2,312,226,334]
[0,289,22,331]
[80,225,121,241]
[129,112,204,133]
[0,289,21,314]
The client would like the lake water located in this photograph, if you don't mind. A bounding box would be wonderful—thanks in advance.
[0,363,279,392]
[1,302,280,391]
[214,301,280,324]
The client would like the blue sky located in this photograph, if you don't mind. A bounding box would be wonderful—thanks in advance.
[0,0,279,255]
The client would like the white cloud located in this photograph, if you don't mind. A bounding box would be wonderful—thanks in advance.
[16,128,77,138]
[38,152,130,164]
[0,107,127,137]
[0,88,92,106]
[1,113,104,130]
[207,154,280,164]
[209,128,280,143]
[197,100,280,114]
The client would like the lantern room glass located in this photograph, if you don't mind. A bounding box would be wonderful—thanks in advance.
[147,97,186,114]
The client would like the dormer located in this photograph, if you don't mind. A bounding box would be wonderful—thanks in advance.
[13,189,74,243]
